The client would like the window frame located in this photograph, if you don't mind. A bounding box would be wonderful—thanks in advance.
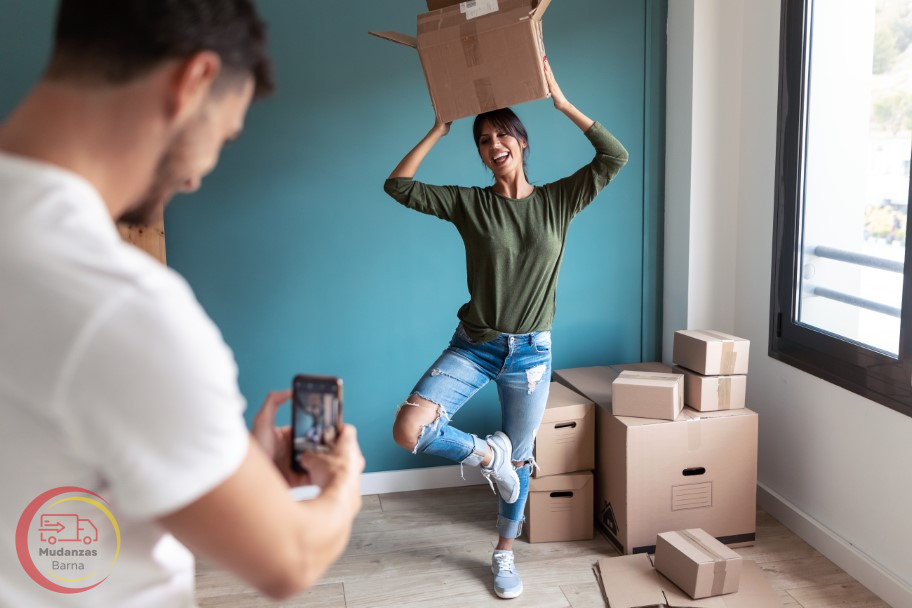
[770,0,912,419]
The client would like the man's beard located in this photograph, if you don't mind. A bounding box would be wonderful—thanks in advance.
[118,127,190,227]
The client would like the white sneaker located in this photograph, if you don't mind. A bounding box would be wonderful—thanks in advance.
[491,550,523,599]
[480,431,520,504]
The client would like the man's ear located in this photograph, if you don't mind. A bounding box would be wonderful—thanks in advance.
[167,51,222,124]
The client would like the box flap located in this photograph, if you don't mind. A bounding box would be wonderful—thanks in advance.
[600,555,779,608]
[598,554,669,608]
[368,31,418,49]
[426,0,463,9]
[529,471,591,493]
[530,0,552,20]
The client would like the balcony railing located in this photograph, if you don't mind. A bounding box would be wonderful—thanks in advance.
[803,245,904,318]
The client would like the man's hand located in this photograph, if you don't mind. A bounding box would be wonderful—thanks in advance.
[251,390,313,486]
[299,424,365,491]
[251,390,365,492]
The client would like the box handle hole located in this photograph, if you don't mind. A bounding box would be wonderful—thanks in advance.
[682,467,706,476]
[550,491,573,498]
[554,422,577,429]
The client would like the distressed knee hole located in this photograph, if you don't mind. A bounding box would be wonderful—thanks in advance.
[393,397,448,454]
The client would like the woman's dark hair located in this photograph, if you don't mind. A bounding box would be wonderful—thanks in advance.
[47,0,275,99]
[472,107,530,178]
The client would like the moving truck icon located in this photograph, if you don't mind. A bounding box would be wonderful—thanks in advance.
[39,514,98,545]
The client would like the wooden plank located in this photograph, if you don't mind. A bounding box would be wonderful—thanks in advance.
[786,581,890,607]
[117,219,165,264]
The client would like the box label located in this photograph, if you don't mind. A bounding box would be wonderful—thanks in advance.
[460,0,499,20]
[671,481,713,511]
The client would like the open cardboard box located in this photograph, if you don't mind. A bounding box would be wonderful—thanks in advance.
[597,553,782,607]
[370,0,552,123]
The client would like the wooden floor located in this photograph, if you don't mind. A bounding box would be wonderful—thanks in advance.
[195,485,891,607]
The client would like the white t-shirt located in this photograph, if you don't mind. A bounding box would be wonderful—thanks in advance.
[0,151,250,606]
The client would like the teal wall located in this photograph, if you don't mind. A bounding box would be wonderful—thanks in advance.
[1,1,666,474]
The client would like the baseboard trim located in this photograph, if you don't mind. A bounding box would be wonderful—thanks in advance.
[361,465,485,495]
[757,482,911,608]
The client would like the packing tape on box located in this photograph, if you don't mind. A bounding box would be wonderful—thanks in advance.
[686,329,738,375]
[720,341,736,375]
[460,21,482,66]
[679,530,730,597]
[418,18,439,35]
[473,77,495,112]
[717,377,731,410]
[616,373,682,383]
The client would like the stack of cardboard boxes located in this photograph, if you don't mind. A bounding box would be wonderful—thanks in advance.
[553,330,757,555]
[523,382,596,543]
[672,330,749,412]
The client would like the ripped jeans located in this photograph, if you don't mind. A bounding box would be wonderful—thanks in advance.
[405,323,552,539]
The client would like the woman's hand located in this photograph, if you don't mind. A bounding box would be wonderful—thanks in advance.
[544,57,569,111]
[543,57,594,132]
[433,119,452,137]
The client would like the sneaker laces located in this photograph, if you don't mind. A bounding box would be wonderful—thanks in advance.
[493,551,516,574]
[480,467,498,495]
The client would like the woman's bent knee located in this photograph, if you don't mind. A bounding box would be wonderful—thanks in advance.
[392,396,443,453]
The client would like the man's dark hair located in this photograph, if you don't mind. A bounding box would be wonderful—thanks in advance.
[48,0,274,98]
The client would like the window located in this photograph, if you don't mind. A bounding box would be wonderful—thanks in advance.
[771,0,912,418]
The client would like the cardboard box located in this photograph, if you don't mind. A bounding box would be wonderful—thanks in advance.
[533,382,594,477]
[597,554,782,608]
[370,0,552,123]
[554,362,671,413]
[655,528,743,599]
[525,471,593,543]
[674,365,747,411]
[612,370,684,421]
[673,330,750,375]
[554,364,757,555]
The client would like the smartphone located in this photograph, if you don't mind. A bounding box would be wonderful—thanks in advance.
[291,374,343,472]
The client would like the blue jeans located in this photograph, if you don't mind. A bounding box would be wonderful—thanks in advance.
[406,323,552,539]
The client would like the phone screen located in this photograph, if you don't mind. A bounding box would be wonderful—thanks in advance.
[292,375,342,463]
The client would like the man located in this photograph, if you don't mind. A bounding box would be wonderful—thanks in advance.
[0,1,364,606]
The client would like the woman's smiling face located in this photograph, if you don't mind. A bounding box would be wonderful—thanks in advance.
[476,120,527,176]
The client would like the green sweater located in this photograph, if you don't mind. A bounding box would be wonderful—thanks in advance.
[384,122,628,342]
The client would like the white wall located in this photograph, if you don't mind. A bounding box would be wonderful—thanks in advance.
[665,1,912,605]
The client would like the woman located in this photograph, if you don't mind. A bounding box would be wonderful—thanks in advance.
[384,58,628,600]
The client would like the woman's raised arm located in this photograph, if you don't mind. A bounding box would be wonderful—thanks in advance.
[388,120,451,179]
